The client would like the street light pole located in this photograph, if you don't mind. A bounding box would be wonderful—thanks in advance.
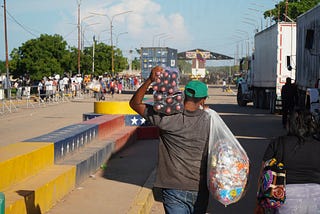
[162,37,172,47]
[152,33,166,46]
[92,36,95,74]
[81,22,100,50]
[110,11,132,76]
[91,10,132,76]
[116,32,128,47]
[158,34,170,47]
[236,30,250,57]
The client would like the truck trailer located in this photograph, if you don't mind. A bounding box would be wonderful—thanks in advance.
[295,4,320,112]
[140,47,177,80]
[237,22,296,113]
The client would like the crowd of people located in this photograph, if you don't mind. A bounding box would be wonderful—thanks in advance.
[36,74,142,102]
[0,73,142,102]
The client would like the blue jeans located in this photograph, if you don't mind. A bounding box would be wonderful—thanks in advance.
[162,188,208,214]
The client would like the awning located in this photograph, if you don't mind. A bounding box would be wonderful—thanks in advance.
[177,48,233,60]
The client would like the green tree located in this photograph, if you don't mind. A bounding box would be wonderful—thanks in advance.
[177,60,192,74]
[10,34,69,80]
[84,42,111,75]
[59,46,79,77]
[0,61,5,75]
[83,42,128,76]
[114,48,128,73]
[264,0,320,22]
[131,57,140,70]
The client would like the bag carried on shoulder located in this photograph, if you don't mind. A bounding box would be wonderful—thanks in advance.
[257,137,286,209]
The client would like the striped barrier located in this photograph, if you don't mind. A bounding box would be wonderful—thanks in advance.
[24,124,98,162]
[1,100,159,213]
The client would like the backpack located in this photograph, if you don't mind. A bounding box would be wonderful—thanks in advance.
[257,137,286,209]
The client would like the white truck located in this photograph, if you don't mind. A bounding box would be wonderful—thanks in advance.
[237,22,296,113]
[295,4,320,113]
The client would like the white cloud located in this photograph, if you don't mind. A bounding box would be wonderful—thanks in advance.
[2,0,192,60]
[79,0,191,49]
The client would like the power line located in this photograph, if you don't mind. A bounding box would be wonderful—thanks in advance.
[4,9,39,37]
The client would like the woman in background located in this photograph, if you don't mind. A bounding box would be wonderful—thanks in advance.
[255,109,320,214]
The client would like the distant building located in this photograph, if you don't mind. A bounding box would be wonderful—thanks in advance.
[140,47,177,80]
[177,48,233,79]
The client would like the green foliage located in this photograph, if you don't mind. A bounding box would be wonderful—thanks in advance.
[264,0,320,22]
[177,60,192,74]
[10,34,69,80]
[131,57,140,70]
[8,34,130,81]
[0,60,6,75]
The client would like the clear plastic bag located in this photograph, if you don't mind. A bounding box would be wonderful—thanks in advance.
[153,91,184,115]
[152,67,183,115]
[205,108,250,206]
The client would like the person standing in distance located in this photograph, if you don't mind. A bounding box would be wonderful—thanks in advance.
[129,66,210,214]
[281,77,297,128]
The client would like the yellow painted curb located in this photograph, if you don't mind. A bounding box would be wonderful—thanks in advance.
[5,165,76,214]
[128,169,156,214]
[94,101,138,115]
[0,142,54,190]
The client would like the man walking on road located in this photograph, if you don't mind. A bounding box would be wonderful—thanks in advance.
[130,66,210,213]
[281,77,297,128]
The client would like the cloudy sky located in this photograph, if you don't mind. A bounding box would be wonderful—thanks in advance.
[0,0,277,66]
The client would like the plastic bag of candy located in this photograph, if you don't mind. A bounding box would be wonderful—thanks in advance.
[152,67,184,115]
[205,108,250,206]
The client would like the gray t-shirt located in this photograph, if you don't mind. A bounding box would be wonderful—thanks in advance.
[144,104,211,191]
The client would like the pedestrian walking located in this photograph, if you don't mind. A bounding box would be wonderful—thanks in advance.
[255,109,320,214]
[130,66,211,213]
[281,77,297,128]
[222,79,226,92]
[38,79,46,102]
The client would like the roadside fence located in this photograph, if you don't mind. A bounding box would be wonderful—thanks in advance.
[0,86,94,116]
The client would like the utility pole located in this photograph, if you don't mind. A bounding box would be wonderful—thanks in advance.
[90,10,132,76]
[92,36,95,74]
[110,11,132,76]
[3,0,10,98]
[285,0,288,22]
[77,0,81,75]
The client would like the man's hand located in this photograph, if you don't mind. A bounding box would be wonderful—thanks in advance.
[129,66,164,116]
[149,66,163,82]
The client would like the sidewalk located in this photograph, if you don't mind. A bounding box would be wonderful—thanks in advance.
[0,93,163,213]
[0,92,136,147]
[0,98,95,147]
[47,139,160,214]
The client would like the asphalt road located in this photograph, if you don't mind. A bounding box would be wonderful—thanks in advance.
[0,85,286,213]
[152,85,286,213]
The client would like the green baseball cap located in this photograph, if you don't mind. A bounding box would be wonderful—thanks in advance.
[184,80,208,98]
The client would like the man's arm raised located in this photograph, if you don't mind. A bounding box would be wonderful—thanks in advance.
[129,66,163,116]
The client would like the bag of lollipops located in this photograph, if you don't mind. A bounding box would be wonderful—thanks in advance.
[205,108,250,207]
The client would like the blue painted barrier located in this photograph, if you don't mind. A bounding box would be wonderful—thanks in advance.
[24,124,98,162]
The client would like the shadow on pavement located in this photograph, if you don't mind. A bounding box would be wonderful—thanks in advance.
[101,139,159,186]
[96,100,286,214]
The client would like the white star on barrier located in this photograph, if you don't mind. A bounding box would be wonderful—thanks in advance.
[131,116,138,125]
[140,118,146,124]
